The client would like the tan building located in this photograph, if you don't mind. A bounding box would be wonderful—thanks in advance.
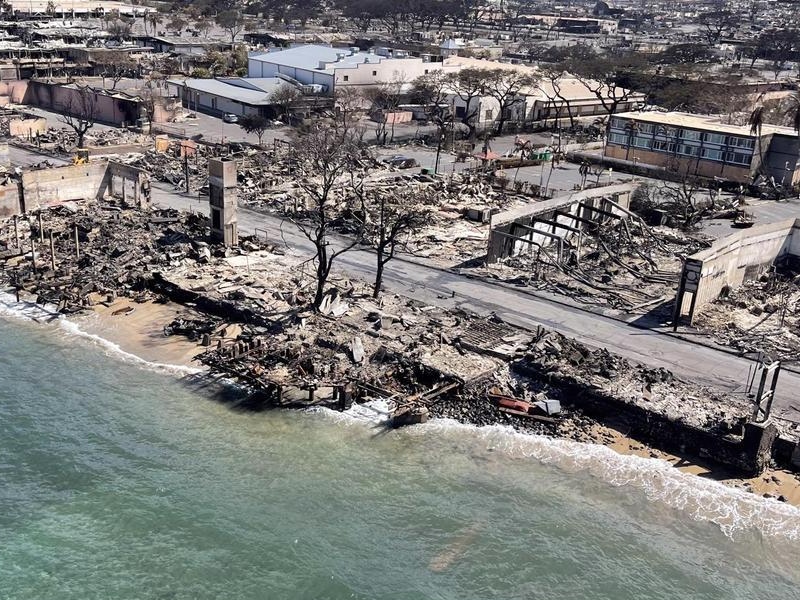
[604,111,800,185]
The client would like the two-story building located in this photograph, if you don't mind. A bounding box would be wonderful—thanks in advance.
[604,112,800,185]
[247,45,451,96]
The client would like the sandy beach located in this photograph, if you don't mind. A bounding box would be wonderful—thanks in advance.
[68,298,800,508]
[589,423,800,507]
[74,298,228,369]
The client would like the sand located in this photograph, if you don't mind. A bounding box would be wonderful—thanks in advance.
[587,422,800,507]
[70,298,800,508]
[74,298,213,369]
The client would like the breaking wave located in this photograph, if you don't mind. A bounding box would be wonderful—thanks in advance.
[2,290,797,541]
[313,402,800,541]
[0,292,201,377]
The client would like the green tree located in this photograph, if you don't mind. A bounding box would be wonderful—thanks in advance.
[238,113,270,145]
[216,10,245,45]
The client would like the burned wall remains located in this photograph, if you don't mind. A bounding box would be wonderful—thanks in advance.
[486,183,637,263]
[675,218,800,324]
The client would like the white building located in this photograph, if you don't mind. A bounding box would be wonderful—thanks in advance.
[441,57,645,131]
[166,77,297,117]
[247,44,452,95]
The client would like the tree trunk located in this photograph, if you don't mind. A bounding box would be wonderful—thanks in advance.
[312,241,329,309]
[373,255,384,298]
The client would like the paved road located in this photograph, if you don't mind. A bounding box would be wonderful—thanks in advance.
[151,183,800,424]
[8,145,68,168]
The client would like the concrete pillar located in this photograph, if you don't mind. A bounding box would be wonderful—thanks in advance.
[740,420,778,475]
[208,158,238,247]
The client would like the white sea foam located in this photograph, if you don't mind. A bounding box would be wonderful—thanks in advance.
[308,398,394,426]
[311,400,800,540]
[0,292,201,377]
[418,418,800,541]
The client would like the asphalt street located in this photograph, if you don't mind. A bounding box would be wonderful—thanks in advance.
[151,182,800,424]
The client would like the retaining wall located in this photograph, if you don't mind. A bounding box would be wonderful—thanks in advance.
[678,218,800,320]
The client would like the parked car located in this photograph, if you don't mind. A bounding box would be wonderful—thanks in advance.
[382,155,418,169]
[222,113,239,124]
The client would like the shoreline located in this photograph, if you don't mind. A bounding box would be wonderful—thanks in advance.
[77,298,210,370]
[51,300,800,510]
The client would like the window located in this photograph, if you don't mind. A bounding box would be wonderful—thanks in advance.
[424,69,429,74]
[701,148,723,161]
[703,132,726,145]
[343,75,349,82]
[484,109,494,120]
[372,70,377,76]
[653,140,674,153]
[455,106,466,118]
[729,136,755,149]
[725,151,751,165]
[678,144,699,157]
[610,117,625,129]
[679,129,701,141]
[637,123,655,135]
[608,132,628,145]
[632,135,651,149]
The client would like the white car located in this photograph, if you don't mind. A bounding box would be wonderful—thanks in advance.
[222,113,239,124]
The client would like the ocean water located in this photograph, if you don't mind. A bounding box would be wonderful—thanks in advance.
[0,301,799,600]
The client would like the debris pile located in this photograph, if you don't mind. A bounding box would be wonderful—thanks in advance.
[0,196,785,473]
[125,146,212,192]
[191,264,507,410]
[0,200,268,313]
[517,330,751,435]
[695,269,800,363]
[485,219,710,313]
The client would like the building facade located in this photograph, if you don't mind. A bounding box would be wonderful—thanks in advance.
[248,45,449,96]
[604,112,800,185]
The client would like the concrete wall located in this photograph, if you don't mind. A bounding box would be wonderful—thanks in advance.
[5,160,151,214]
[21,162,109,210]
[25,81,142,127]
[763,134,800,186]
[678,218,800,320]
[0,80,29,104]
[486,183,636,263]
[8,116,47,138]
[0,180,21,217]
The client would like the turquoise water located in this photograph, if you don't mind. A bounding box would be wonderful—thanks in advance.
[0,307,799,599]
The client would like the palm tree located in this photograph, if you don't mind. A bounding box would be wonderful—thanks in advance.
[748,105,766,180]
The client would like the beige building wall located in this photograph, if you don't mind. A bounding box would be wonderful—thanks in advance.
[604,145,753,183]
